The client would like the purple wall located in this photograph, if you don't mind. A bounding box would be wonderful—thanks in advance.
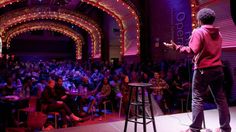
[149,0,192,61]
[102,13,121,61]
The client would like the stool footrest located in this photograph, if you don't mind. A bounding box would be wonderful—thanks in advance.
[134,115,153,120]
[127,119,152,125]
[130,102,150,105]
[129,115,153,120]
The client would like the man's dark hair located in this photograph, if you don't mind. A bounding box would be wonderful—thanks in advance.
[197,8,216,24]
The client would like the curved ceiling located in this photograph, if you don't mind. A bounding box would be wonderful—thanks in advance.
[0,7,102,59]
[3,22,84,60]
[0,0,141,58]
[82,0,140,56]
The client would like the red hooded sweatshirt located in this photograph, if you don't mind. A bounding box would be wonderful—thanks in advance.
[176,25,222,69]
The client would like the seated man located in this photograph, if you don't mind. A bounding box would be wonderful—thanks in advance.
[55,77,79,116]
[77,77,97,115]
[149,72,169,114]
[91,68,104,86]
[40,79,81,128]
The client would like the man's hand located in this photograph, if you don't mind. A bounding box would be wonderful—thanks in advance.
[163,40,177,50]
[61,95,67,100]
[57,101,64,104]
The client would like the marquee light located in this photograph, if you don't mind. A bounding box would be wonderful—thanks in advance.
[0,0,21,8]
[81,0,140,56]
[1,0,140,57]
[0,7,102,59]
[191,0,199,30]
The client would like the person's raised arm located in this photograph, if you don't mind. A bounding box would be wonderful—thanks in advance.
[164,40,193,54]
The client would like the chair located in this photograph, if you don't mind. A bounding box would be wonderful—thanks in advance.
[177,90,190,113]
[102,100,113,119]
[180,98,187,112]
[90,106,97,120]
[102,97,122,119]
[40,104,60,129]
[47,112,60,129]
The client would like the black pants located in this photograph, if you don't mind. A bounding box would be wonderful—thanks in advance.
[46,103,72,125]
[63,96,78,116]
[190,67,231,132]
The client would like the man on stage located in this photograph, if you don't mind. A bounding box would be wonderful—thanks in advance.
[164,8,231,132]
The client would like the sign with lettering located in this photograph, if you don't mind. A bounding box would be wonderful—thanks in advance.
[170,0,192,46]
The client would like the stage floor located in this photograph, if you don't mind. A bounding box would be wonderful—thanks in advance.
[53,107,236,132]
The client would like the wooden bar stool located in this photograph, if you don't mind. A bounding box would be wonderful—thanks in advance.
[123,83,157,132]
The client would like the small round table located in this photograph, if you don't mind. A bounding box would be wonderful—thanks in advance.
[123,83,157,132]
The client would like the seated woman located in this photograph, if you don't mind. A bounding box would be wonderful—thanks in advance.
[109,74,122,110]
[95,77,111,116]
[40,79,81,128]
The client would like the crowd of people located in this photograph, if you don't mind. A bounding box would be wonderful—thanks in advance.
[0,58,232,130]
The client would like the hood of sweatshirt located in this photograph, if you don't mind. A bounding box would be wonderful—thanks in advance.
[202,25,220,40]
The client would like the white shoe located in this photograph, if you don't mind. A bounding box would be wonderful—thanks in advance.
[70,113,82,121]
